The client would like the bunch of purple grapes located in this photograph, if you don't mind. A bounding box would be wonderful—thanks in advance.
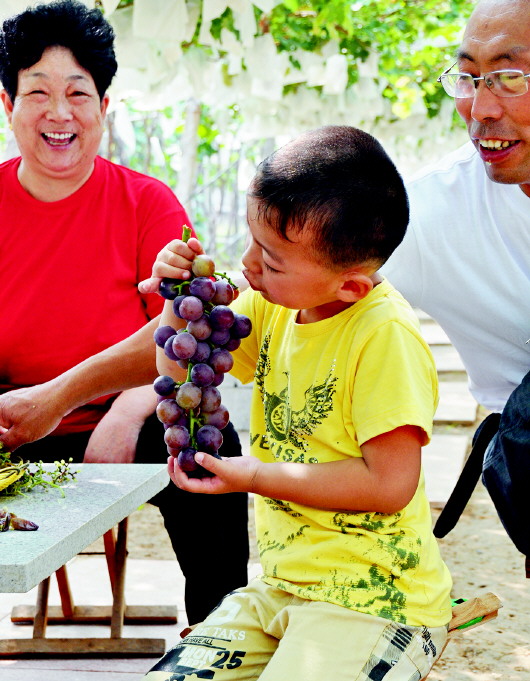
[152,250,251,478]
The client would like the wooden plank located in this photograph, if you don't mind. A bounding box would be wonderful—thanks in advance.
[10,604,178,625]
[423,434,469,508]
[435,382,478,425]
[449,592,502,634]
[0,637,166,657]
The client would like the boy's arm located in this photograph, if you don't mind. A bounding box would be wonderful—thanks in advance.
[168,424,424,514]
[0,318,160,451]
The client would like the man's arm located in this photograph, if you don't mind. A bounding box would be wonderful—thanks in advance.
[0,317,160,451]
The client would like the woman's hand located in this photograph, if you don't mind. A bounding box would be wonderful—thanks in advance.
[0,384,65,451]
[168,451,261,495]
[138,237,204,294]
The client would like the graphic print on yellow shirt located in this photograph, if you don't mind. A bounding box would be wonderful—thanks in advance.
[230,281,452,627]
[256,333,337,456]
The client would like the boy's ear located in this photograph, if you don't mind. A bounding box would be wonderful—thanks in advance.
[336,272,374,302]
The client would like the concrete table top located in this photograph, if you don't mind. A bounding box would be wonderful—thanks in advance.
[0,464,168,593]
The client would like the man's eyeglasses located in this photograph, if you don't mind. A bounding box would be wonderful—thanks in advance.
[437,63,530,98]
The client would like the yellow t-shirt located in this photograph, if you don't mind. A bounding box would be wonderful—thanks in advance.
[230,279,452,627]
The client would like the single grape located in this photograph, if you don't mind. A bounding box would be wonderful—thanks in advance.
[231,313,252,339]
[153,375,176,396]
[176,382,202,410]
[224,337,241,352]
[202,404,229,430]
[199,385,222,412]
[174,414,190,428]
[211,372,225,387]
[190,341,211,363]
[164,424,190,449]
[156,398,184,425]
[209,305,235,330]
[210,328,231,346]
[157,393,174,403]
[190,362,215,387]
[211,279,234,305]
[159,278,179,300]
[178,295,204,321]
[191,254,215,278]
[172,294,187,318]
[164,335,179,361]
[177,446,199,472]
[209,348,234,374]
[171,332,198,360]
[167,446,181,457]
[154,325,177,348]
[189,277,216,302]
[196,424,224,454]
[187,315,212,341]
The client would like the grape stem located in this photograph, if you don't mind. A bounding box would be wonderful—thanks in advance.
[188,409,202,447]
[214,271,239,290]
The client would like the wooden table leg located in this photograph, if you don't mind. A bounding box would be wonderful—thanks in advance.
[103,527,117,592]
[110,517,128,639]
[32,576,50,639]
[55,565,74,618]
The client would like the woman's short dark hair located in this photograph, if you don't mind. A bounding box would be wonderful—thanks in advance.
[0,0,117,102]
[248,125,410,270]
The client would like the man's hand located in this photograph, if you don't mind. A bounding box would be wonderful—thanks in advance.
[0,384,65,451]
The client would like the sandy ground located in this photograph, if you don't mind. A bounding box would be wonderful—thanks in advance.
[127,418,530,681]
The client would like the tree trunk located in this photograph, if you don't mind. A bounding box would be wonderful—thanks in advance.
[177,98,201,210]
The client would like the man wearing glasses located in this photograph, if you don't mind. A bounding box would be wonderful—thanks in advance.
[383,0,530,423]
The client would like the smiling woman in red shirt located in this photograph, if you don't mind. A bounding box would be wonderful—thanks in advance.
[0,0,249,626]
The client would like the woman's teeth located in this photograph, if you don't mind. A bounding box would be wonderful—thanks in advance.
[43,132,75,145]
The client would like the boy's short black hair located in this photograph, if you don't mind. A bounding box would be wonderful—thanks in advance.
[248,125,409,270]
[0,0,117,102]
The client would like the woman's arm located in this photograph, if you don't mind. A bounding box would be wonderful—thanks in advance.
[0,318,160,451]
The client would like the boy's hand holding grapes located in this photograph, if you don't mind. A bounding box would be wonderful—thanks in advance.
[168,448,260,494]
[138,237,204,294]
[144,228,252,484]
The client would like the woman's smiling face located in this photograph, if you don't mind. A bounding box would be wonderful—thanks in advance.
[1,45,108,190]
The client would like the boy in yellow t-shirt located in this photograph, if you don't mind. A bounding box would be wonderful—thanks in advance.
[141,125,452,681]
